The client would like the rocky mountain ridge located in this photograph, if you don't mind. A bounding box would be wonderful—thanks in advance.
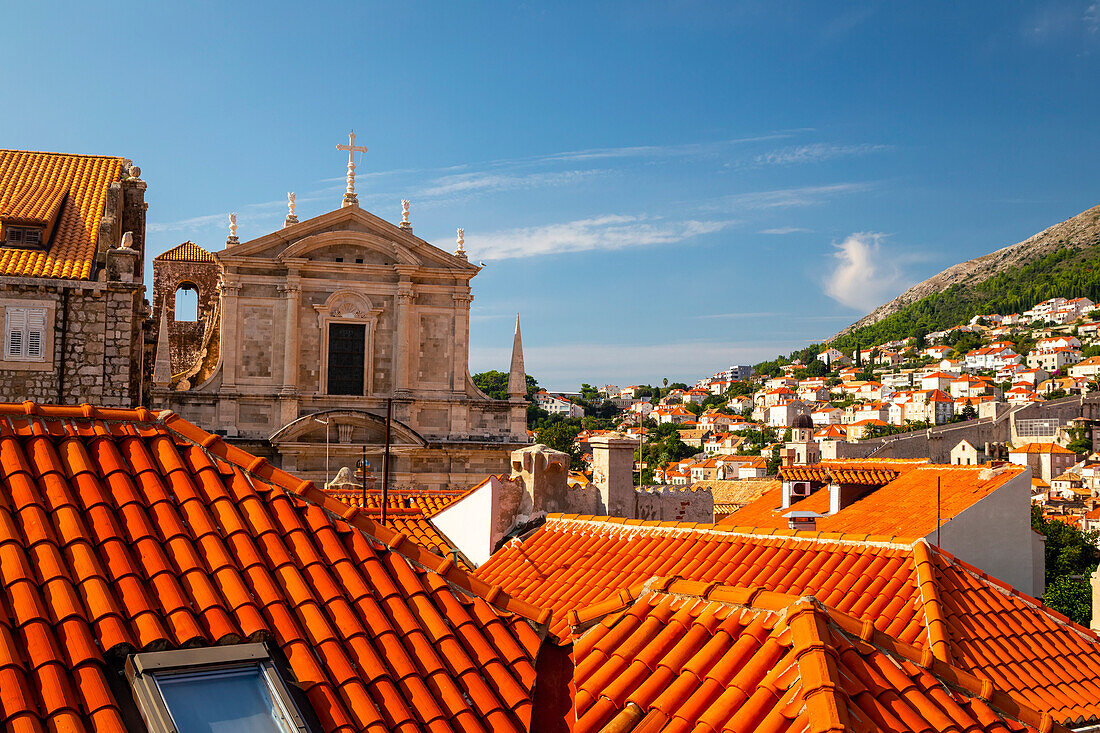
[834,203,1100,338]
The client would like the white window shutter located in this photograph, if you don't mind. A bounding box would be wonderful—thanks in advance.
[26,308,45,358]
[6,307,26,358]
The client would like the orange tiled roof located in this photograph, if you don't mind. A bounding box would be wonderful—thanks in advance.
[474,515,1100,724]
[729,464,1024,539]
[154,239,216,262]
[0,149,126,279]
[0,402,547,732]
[566,578,1070,733]
[1012,442,1076,455]
[322,488,472,568]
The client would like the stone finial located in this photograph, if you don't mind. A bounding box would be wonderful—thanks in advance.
[119,231,135,251]
[454,227,467,259]
[285,192,299,227]
[400,199,411,230]
[227,213,239,246]
[336,131,368,208]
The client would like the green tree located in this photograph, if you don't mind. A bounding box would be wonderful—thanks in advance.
[1067,424,1093,455]
[765,444,782,475]
[1032,506,1100,624]
[536,421,582,469]
[805,359,827,378]
[472,370,509,400]
[1043,575,1093,627]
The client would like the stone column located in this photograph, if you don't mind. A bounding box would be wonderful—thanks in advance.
[392,277,415,396]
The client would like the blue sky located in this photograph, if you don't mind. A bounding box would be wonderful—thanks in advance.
[3,2,1099,390]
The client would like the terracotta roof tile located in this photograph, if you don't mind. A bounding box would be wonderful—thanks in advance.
[0,402,546,732]
[323,488,471,568]
[567,579,1069,733]
[0,150,126,279]
[724,464,1025,539]
[153,240,215,262]
[475,515,1100,725]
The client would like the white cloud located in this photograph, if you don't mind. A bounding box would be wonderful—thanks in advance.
[759,226,812,235]
[755,143,890,166]
[466,214,735,260]
[417,169,598,198]
[823,232,912,312]
[703,182,870,213]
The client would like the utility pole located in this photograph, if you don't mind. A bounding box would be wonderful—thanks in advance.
[361,444,367,515]
[381,397,393,525]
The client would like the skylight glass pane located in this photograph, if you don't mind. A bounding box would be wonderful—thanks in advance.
[154,665,295,733]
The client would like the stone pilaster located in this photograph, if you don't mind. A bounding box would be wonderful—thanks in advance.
[393,276,415,396]
[220,276,241,388]
[453,292,473,392]
[280,274,301,394]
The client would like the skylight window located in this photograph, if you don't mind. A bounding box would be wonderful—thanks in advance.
[127,644,310,733]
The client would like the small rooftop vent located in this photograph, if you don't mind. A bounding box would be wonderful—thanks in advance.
[783,510,823,531]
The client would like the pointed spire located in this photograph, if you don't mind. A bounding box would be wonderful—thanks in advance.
[507,314,526,399]
[153,305,172,388]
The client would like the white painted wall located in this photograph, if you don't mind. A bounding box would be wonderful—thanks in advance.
[431,481,496,567]
[931,468,1043,596]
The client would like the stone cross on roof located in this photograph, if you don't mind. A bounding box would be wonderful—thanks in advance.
[336,131,368,208]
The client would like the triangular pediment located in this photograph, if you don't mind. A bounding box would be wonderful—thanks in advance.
[218,205,478,273]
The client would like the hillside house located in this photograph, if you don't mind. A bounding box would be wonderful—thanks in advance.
[1009,442,1078,483]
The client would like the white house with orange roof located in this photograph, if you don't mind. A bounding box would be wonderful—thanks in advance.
[1027,346,1082,372]
[1006,385,1041,405]
[811,406,843,425]
[797,383,831,402]
[1070,356,1100,380]
[1037,335,1082,351]
[536,391,585,417]
[1009,442,1078,483]
[1080,322,1100,338]
[762,386,796,407]
[922,345,952,360]
[921,371,956,392]
[651,404,694,424]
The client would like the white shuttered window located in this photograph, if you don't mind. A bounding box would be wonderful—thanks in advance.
[5,307,47,361]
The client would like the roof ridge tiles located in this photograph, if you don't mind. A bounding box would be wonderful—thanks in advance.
[912,539,952,665]
[541,514,916,549]
[929,543,1100,646]
[814,596,1072,733]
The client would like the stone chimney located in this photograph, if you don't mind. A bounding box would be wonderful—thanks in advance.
[510,443,570,516]
[590,433,640,518]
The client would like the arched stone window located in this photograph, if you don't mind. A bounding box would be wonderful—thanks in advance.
[175,283,199,322]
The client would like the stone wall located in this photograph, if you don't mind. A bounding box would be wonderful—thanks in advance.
[0,278,145,407]
[151,256,219,375]
[635,486,714,522]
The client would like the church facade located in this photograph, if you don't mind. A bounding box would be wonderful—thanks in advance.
[151,196,529,490]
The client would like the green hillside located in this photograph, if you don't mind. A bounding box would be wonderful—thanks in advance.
[828,245,1100,352]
